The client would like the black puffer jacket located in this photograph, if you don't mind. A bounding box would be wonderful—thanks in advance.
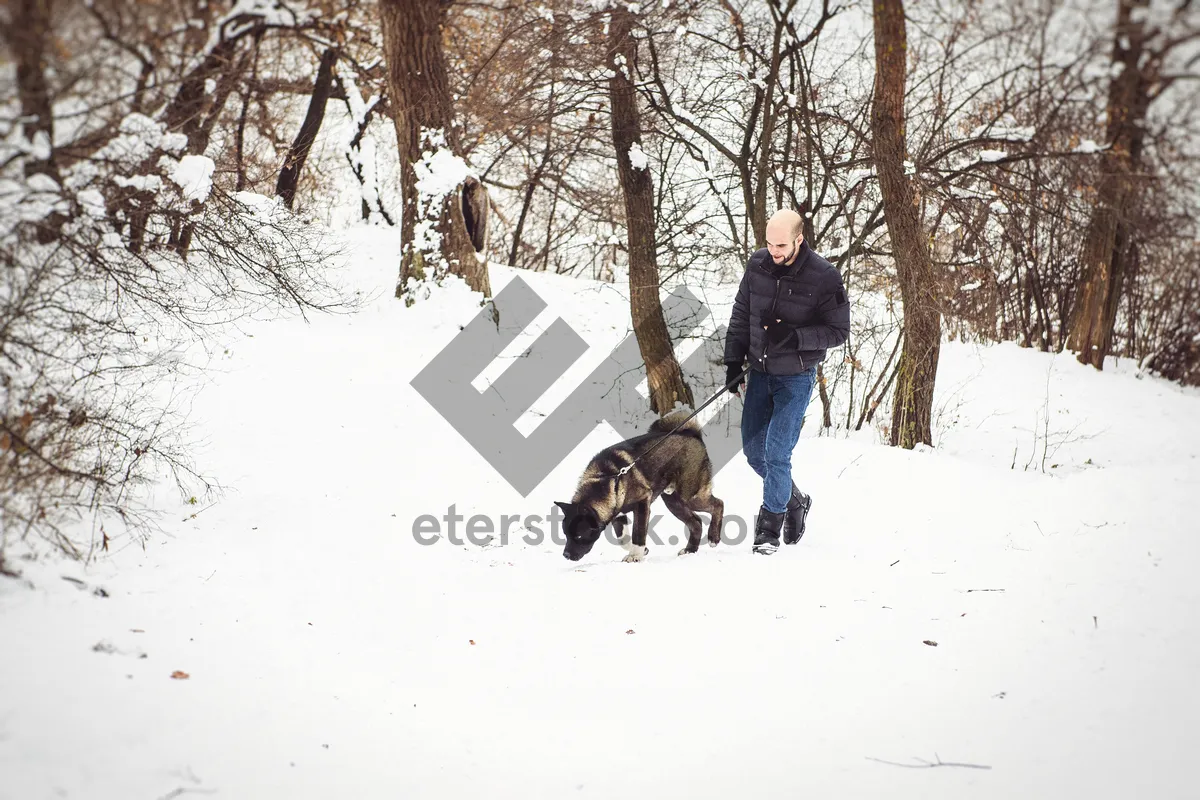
[723,240,851,375]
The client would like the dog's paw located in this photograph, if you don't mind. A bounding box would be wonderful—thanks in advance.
[622,547,648,563]
[708,538,720,547]
[677,547,696,556]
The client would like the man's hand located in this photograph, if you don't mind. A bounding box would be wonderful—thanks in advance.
[725,362,746,396]
[764,318,796,349]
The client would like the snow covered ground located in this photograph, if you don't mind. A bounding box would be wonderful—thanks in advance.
[3,226,1199,799]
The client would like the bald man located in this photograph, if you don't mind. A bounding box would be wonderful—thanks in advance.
[723,209,851,554]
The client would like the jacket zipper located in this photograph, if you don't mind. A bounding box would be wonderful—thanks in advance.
[761,276,784,370]
[758,260,807,374]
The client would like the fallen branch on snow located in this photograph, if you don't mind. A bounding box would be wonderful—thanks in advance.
[866,754,992,770]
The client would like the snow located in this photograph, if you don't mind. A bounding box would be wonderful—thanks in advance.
[979,150,1008,163]
[25,173,59,194]
[169,155,216,203]
[3,227,1200,799]
[970,123,1035,142]
[223,0,316,29]
[413,146,469,201]
[628,141,649,171]
[77,188,107,218]
[159,132,189,154]
[406,129,473,278]
[112,173,163,193]
[29,131,52,161]
[1074,139,1105,154]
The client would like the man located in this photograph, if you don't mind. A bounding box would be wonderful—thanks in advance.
[723,209,851,555]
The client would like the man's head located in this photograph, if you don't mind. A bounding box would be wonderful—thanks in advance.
[765,209,804,266]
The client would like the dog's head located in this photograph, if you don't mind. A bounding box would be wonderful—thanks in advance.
[555,501,603,561]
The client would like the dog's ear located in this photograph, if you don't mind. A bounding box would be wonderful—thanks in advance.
[554,500,576,515]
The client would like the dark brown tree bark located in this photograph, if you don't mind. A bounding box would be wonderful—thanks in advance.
[509,137,551,267]
[162,30,259,154]
[1066,0,1152,369]
[235,89,251,192]
[276,47,339,210]
[378,0,492,303]
[606,6,694,415]
[5,0,58,182]
[125,21,264,254]
[871,0,941,449]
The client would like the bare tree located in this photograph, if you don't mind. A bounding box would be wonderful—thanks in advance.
[276,47,340,210]
[1066,0,1198,369]
[378,0,492,304]
[606,5,695,413]
[871,0,941,448]
[6,0,59,182]
[0,0,355,568]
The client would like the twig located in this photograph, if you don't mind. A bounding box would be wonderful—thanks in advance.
[156,788,217,800]
[890,560,900,566]
[838,454,863,479]
[965,588,1005,593]
[182,503,216,522]
[866,753,992,770]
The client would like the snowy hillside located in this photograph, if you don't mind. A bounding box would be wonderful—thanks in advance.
[2,225,1199,800]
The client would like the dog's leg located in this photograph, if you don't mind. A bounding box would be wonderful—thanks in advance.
[688,491,724,547]
[611,514,628,544]
[704,495,724,547]
[662,493,704,555]
[622,501,650,562]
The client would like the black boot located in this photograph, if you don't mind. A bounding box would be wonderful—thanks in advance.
[782,483,812,545]
[753,506,786,555]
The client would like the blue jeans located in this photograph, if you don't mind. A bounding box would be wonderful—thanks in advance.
[740,367,817,513]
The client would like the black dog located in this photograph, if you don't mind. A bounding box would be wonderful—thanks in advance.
[557,410,724,562]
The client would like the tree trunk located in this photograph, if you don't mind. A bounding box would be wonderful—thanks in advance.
[340,84,395,226]
[5,0,58,182]
[5,0,66,245]
[235,30,263,193]
[606,6,694,415]
[508,143,548,267]
[124,22,260,254]
[510,103,556,268]
[276,47,339,210]
[378,0,491,303]
[871,0,941,449]
[235,89,251,192]
[1065,0,1151,369]
[162,30,257,153]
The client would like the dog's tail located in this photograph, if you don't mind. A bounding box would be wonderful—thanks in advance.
[648,408,701,438]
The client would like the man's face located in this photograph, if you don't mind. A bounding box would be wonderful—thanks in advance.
[766,229,801,265]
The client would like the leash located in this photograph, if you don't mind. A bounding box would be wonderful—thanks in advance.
[605,363,751,481]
